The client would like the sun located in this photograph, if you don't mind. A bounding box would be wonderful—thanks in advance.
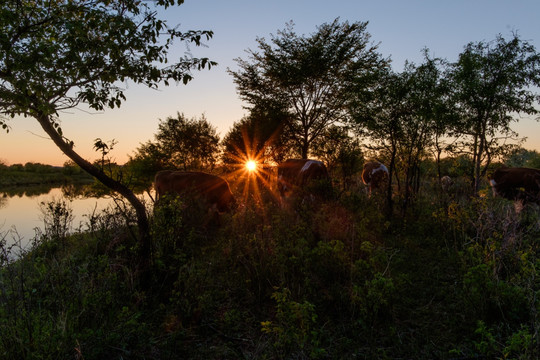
[246,160,257,172]
[224,127,282,206]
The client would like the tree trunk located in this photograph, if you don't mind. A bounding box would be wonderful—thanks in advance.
[471,133,479,193]
[474,122,487,193]
[435,144,442,182]
[301,138,309,159]
[35,114,151,265]
[386,141,396,219]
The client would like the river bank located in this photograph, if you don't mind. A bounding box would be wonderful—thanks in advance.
[0,162,93,188]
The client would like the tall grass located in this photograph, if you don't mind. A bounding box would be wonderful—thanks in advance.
[0,180,538,359]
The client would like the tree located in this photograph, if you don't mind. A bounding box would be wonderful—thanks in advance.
[395,55,449,208]
[222,103,291,167]
[447,34,540,192]
[229,19,387,159]
[503,147,540,168]
[154,112,220,171]
[351,53,448,215]
[0,0,215,262]
[128,113,220,194]
[350,67,400,213]
[127,140,168,187]
[311,125,363,190]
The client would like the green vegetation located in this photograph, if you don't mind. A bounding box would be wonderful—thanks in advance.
[1,2,540,358]
[1,179,538,359]
[129,113,221,184]
[0,161,93,188]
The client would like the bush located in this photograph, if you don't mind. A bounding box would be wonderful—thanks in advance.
[1,174,539,359]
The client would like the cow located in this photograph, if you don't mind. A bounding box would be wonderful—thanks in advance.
[154,170,236,212]
[361,161,389,196]
[489,167,540,206]
[440,175,454,192]
[276,159,331,201]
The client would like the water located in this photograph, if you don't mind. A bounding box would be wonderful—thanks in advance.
[0,186,120,250]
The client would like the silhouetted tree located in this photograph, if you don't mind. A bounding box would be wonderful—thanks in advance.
[154,113,220,171]
[351,53,448,214]
[397,55,449,208]
[447,34,540,192]
[128,113,220,194]
[127,141,168,186]
[222,103,292,167]
[230,19,387,158]
[351,67,400,213]
[503,147,540,167]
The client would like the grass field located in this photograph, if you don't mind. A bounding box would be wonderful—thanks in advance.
[0,177,538,359]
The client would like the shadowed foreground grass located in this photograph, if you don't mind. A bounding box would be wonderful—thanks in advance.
[0,185,539,359]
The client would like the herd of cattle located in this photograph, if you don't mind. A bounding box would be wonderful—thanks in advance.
[154,159,540,212]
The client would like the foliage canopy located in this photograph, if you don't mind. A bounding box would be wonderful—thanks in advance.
[447,34,540,191]
[0,0,214,121]
[132,112,220,173]
[230,18,388,158]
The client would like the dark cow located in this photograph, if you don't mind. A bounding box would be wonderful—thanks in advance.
[277,159,330,200]
[489,167,540,205]
[154,170,236,212]
[440,175,454,192]
[361,161,389,196]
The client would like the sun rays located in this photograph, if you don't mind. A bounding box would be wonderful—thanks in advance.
[224,130,281,206]
[228,154,277,206]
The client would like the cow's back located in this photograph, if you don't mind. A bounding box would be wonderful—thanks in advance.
[300,160,329,185]
[277,159,301,186]
[490,167,540,204]
[154,171,235,211]
[277,159,330,199]
[362,161,389,191]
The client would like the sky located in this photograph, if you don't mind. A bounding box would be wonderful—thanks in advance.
[1,0,539,166]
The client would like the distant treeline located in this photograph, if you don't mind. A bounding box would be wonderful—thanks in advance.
[0,161,93,187]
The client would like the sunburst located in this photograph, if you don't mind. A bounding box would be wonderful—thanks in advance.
[246,160,257,172]
[224,128,281,206]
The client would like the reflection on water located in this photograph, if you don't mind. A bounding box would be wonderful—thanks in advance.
[1,184,61,198]
[0,183,95,198]
[0,185,122,249]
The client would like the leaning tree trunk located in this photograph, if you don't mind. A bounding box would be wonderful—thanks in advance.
[36,114,151,264]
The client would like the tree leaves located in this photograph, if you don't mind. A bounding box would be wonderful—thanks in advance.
[0,0,215,117]
[133,112,221,171]
[230,18,387,158]
[448,34,540,190]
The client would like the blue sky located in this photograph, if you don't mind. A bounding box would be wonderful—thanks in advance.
[2,0,539,165]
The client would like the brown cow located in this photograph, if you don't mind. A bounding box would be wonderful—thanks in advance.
[489,167,540,205]
[154,170,236,212]
[440,175,454,192]
[361,161,389,196]
[277,159,330,200]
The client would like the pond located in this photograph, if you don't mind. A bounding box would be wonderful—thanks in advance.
[0,185,147,251]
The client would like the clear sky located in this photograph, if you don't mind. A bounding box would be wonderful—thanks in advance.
[1,0,539,166]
